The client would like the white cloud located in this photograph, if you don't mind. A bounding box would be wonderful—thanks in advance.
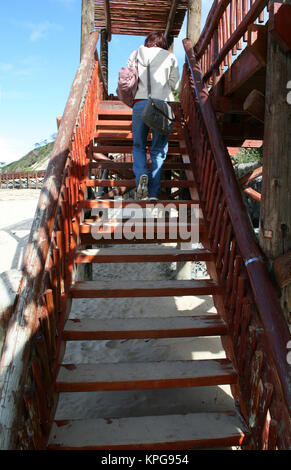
[18,20,63,42]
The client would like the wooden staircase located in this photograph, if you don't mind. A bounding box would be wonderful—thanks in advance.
[47,101,248,450]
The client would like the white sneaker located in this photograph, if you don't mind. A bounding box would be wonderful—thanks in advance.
[136,174,148,200]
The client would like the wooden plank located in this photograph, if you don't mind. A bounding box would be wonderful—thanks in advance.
[70,279,221,298]
[56,359,237,392]
[165,0,179,40]
[85,179,196,188]
[63,315,228,341]
[94,130,182,141]
[78,220,204,245]
[89,161,192,170]
[48,411,246,450]
[96,119,132,129]
[79,199,198,209]
[92,145,181,155]
[223,46,264,96]
[74,247,214,263]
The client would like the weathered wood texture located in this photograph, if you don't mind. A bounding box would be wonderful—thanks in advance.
[48,412,246,450]
[187,0,202,47]
[259,1,291,324]
[81,0,95,58]
[259,1,291,259]
[63,314,228,341]
[93,0,188,37]
[56,359,237,392]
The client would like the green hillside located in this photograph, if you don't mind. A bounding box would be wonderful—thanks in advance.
[1,141,54,173]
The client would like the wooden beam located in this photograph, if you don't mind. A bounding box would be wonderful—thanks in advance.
[81,0,95,59]
[259,0,291,260]
[165,0,179,40]
[223,45,265,96]
[187,0,202,47]
[104,0,112,42]
[100,29,108,91]
[259,1,291,324]
[243,89,265,123]
[269,2,291,52]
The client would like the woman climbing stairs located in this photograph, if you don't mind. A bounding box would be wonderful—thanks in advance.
[47,100,248,450]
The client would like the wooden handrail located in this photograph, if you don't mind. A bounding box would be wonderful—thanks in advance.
[196,0,231,57]
[0,31,101,450]
[182,38,291,421]
[195,0,268,83]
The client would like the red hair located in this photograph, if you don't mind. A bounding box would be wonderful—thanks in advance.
[144,31,168,50]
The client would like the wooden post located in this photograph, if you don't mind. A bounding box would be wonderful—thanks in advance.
[100,29,108,92]
[187,0,202,47]
[259,0,291,324]
[81,0,95,59]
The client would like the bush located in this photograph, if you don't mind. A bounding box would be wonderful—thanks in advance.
[232,146,263,164]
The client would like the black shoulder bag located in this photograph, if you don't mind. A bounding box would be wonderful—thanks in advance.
[141,62,175,135]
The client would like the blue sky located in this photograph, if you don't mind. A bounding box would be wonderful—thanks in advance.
[0,0,212,165]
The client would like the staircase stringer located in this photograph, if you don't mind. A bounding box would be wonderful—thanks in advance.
[180,39,291,449]
[0,31,105,450]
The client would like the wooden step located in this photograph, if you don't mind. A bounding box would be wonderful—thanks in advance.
[74,247,214,264]
[79,219,204,244]
[79,199,198,209]
[56,358,237,393]
[97,101,132,115]
[48,411,246,450]
[85,179,196,188]
[93,145,181,155]
[89,161,192,170]
[95,120,181,131]
[70,279,221,298]
[94,130,182,141]
[63,315,228,341]
[96,119,132,130]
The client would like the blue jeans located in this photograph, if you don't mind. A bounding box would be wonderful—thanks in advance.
[132,100,168,198]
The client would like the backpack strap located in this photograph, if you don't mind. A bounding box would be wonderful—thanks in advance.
[146,62,152,98]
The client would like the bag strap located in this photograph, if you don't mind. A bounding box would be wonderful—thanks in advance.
[146,62,152,98]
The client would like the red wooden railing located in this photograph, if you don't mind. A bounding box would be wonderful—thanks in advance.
[180,38,291,449]
[196,0,268,85]
[0,170,46,189]
[0,31,105,450]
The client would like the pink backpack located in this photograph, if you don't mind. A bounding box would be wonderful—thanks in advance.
[116,51,138,108]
